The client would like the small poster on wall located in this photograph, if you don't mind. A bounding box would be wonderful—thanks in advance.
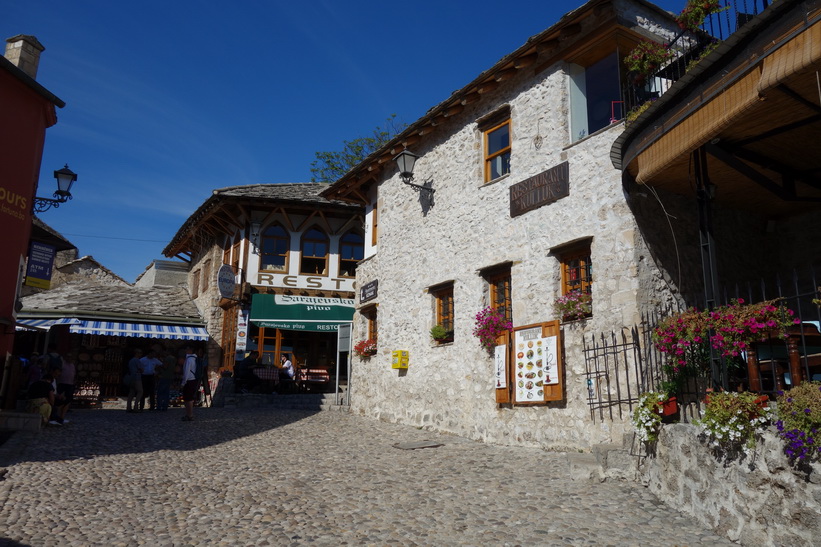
[494,345,507,389]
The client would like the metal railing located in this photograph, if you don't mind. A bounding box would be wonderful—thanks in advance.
[582,266,820,423]
[623,0,773,115]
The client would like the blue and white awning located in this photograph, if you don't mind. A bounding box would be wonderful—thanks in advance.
[16,317,81,331]
[16,317,208,340]
[70,321,209,340]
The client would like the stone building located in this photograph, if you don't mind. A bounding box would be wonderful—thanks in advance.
[321,0,685,450]
[162,183,363,377]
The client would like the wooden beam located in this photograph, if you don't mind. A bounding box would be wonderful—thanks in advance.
[443,104,464,117]
[477,80,498,94]
[514,53,538,69]
[536,39,560,55]
[495,68,517,82]
[461,92,480,105]
[560,24,582,38]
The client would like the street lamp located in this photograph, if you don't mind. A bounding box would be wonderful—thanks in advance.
[393,150,434,197]
[32,164,77,213]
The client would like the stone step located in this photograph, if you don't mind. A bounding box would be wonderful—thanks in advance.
[591,442,637,481]
[566,452,603,482]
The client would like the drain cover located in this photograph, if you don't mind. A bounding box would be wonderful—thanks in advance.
[393,440,443,450]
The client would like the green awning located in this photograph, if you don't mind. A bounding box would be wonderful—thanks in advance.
[249,294,354,332]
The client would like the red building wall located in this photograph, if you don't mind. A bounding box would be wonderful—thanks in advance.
[0,66,57,361]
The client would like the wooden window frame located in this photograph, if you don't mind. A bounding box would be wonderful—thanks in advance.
[202,259,211,291]
[488,268,512,324]
[191,269,200,298]
[231,234,241,271]
[560,247,592,297]
[339,230,364,278]
[300,227,329,276]
[484,119,511,182]
[260,223,290,272]
[371,204,378,247]
[362,305,378,342]
[431,283,455,343]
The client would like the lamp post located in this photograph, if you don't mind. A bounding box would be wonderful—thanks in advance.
[393,150,434,197]
[32,164,77,213]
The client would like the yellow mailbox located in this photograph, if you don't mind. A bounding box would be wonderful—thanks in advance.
[391,350,409,369]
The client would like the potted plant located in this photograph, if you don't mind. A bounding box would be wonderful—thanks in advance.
[697,391,772,455]
[554,289,592,322]
[472,306,512,355]
[623,39,673,84]
[632,391,668,443]
[775,381,821,463]
[676,0,730,31]
[353,338,377,358]
[430,324,452,343]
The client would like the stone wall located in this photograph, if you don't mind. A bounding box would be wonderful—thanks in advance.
[349,2,683,452]
[640,424,821,546]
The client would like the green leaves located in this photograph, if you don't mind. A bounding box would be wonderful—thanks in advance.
[310,114,406,182]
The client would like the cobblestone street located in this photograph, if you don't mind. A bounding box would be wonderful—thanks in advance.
[0,407,734,546]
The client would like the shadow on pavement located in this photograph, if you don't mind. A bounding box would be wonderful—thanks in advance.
[1,406,321,466]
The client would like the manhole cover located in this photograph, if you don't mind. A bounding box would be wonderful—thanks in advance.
[393,440,443,450]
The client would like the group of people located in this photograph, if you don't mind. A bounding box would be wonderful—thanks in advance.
[25,343,75,427]
[233,351,294,393]
[124,345,205,421]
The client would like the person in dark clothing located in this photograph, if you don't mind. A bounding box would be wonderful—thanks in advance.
[234,351,259,393]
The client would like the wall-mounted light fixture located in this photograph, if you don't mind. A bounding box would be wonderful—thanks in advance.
[32,164,78,213]
[394,150,434,197]
[249,221,261,253]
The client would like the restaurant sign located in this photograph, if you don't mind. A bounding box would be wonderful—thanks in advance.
[509,161,569,217]
[250,294,355,332]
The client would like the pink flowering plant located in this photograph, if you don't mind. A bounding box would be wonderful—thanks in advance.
[676,0,729,31]
[653,298,799,365]
[623,39,673,78]
[554,289,592,322]
[472,306,512,354]
[353,338,377,358]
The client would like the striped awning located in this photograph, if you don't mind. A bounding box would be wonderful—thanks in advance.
[15,317,208,340]
[16,317,82,331]
[69,321,208,340]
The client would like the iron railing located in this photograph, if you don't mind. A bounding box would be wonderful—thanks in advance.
[582,266,820,423]
[623,0,773,115]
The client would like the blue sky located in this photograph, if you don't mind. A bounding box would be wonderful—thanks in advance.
[6,0,682,282]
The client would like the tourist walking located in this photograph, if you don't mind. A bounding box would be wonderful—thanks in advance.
[51,352,76,425]
[181,346,197,421]
[27,365,58,426]
[139,350,161,410]
[125,349,144,413]
[156,349,176,411]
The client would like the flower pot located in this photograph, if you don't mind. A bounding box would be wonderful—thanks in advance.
[659,396,679,417]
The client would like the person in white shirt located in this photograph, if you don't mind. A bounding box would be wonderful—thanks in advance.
[181,346,198,422]
[280,354,294,379]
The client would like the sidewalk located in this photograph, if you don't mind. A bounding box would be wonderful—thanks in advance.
[0,407,733,546]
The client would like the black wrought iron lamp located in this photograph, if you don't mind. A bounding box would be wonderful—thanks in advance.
[32,164,77,213]
[394,150,434,196]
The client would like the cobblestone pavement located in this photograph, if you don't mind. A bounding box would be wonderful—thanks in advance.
[0,407,735,546]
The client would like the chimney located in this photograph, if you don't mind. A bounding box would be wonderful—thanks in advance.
[4,34,45,79]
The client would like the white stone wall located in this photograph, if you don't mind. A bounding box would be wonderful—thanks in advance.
[349,12,680,450]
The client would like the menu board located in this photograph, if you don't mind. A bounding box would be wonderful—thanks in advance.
[512,325,561,404]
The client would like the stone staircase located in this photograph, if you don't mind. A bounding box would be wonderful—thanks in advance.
[566,432,641,482]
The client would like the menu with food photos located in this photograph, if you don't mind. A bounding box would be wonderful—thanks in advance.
[510,321,563,405]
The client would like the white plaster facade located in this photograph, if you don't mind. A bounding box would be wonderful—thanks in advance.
[329,0,683,451]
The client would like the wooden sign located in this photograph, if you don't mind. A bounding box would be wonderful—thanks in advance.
[509,161,569,217]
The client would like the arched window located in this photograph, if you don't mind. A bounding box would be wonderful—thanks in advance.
[300,227,328,275]
[339,230,364,277]
[260,224,289,271]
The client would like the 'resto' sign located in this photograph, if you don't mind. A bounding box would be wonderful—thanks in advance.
[509,161,569,217]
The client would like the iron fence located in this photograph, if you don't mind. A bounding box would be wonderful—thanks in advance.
[582,266,820,423]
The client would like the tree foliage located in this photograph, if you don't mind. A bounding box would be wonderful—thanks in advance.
[310,114,405,183]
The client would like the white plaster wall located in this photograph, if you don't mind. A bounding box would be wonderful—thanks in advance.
[349,11,680,451]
